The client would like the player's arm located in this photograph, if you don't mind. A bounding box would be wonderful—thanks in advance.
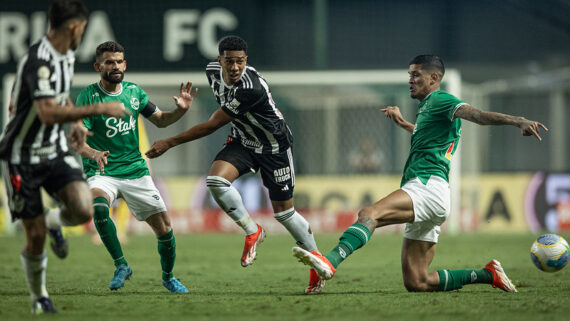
[454,104,548,141]
[76,141,110,174]
[147,82,199,128]
[381,106,415,134]
[145,108,233,158]
[35,97,128,126]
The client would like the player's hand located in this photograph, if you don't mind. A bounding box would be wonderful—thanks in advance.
[93,150,109,174]
[381,106,405,125]
[174,82,199,111]
[68,122,92,151]
[146,139,172,159]
[100,102,131,118]
[519,118,548,141]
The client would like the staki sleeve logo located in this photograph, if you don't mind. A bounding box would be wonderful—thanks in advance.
[130,97,140,110]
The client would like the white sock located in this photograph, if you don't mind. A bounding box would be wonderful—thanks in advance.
[20,251,49,302]
[45,208,72,229]
[207,176,258,235]
[274,208,317,252]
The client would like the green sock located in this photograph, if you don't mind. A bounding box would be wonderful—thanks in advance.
[158,230,176,280]
[93,197,127,267]
[437,269,493,291]
[325,224,371,268]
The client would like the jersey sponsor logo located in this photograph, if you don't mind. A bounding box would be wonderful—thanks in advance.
[30,145,56,157]
[92,92,100,97]
[274,166,291,183]
[225,98,241,114]
[130,97,140,110]
[105,115,136,138]
[240,137,261,148]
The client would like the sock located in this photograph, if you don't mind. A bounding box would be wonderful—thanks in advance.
[157,230,176,280]
[274,208,317,252]
[206,176,258,235]
[20,251,48,301]
[93,197,127,267]
[437,269,494,291]
[325,224,371,268]
[45,207,73,229]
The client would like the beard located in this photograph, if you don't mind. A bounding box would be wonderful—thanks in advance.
[103,71,124,84]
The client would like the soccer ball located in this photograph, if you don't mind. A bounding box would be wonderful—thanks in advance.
[530,234,569,272]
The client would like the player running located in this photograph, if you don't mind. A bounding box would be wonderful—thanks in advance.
[76,41,195,293]
[0,0,128,314]
[146,36,325,294]
[293,54,547,293]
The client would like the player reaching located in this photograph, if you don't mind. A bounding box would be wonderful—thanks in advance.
[146,36,325,294]
[76,41,195,293]
[293,54,547,293]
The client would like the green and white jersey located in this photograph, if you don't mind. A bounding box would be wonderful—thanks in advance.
[400,90,467,187]
[76,81,158,179]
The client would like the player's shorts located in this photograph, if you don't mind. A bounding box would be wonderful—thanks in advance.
[1,154,85,221]
[87,175,167,221]
[214,140,294,201]
[401,175,451,243]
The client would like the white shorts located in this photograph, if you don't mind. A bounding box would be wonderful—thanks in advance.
[87,175,167,221]
[401,176,451,243]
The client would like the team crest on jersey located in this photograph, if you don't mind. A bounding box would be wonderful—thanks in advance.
[130,97,140,110]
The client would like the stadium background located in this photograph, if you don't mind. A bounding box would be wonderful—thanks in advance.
[0,0,568,236]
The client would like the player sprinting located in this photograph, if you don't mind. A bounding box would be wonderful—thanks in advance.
[293,54,548,293]
[145,36,325,294]
[0,0,127,314]
[75,41,196,293]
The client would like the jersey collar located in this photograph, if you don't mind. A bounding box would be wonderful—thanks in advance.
[41,36,74,62]
[97,81,123,96]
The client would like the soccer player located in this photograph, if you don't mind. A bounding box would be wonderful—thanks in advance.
[145,36,325,293]
[75,41,195,293]
[0,0,127,314]
[293,55,548,293]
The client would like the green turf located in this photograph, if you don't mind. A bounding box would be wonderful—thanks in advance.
[1,232,569,321]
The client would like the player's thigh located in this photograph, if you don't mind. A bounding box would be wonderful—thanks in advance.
[119,175,167,221]
[45,155,91,212]
[210,141,258,181]
[258,147,294,202]
[1,161,45,221]
[360,189,414,227]
[401,237,437,286]
[87,175,119,203]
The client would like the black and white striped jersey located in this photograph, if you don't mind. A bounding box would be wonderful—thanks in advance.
[206,62,293,154]
[0,36,74,164]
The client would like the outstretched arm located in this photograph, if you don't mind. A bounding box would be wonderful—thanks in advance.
[35,97,128,126]
[454,104,548,141]
[145,108,233,158]
[381,106,415,134]
[147,82,199,128]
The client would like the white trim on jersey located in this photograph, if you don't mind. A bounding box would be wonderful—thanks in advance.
[258,77,283,120]
[242,71,253,89]
[97,81,123,96]
[10,106,38,164]
[244,112,279,154]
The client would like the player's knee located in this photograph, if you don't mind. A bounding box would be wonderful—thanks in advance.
[70,200,93,224]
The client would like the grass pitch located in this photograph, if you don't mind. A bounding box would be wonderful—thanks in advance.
[1,232,569,321]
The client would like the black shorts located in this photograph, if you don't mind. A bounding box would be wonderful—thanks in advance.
[214,140,295,201]
[1,153,85,221]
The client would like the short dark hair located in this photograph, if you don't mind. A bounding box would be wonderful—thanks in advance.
[48,0,88,30]
[409,55,445,79]
[218,36,248,55]
[96,41,125,62]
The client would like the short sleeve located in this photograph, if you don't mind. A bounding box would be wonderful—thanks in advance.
[221,87,263,116]
[430,92,467,120]
[25,59,55,100]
